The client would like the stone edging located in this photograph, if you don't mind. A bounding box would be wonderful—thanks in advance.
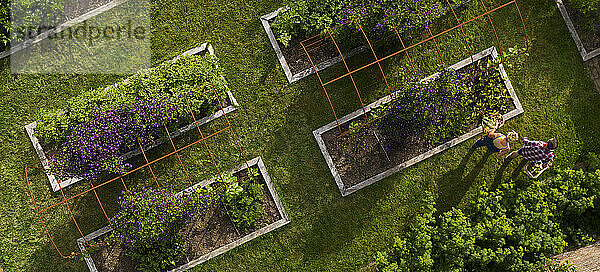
[313,46,524,197]
[77,157,290,272]
[260,7,366,83]
[555,0,600,62]
[24,43,239,192]
[0,0,131,60]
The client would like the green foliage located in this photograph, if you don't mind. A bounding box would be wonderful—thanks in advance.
[539,259,578,272]
[221,169,264,231]
[35,54,228,144]
[568,0,600,32]
[376,168,600,272]
[376,58,511,145]
[375,194,436,272]
[270,0,341,46]
[584,152,600,171]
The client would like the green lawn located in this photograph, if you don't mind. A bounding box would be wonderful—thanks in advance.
[1,0,600,271]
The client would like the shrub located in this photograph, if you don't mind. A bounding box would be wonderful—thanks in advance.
[221,169,264,231]
[109,186,217,272]
[35,54,228,145]
[375,168,600,272]
[0,0,8,49]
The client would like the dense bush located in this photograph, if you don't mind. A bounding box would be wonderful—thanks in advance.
[35,54,228,145]
[375,168,600,272]
[53,97,176,180]
[271,0,463,46]
[221,169,264,231]
[375,57,510,145]
[109,186,218,272]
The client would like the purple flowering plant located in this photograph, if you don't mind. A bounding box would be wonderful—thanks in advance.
[36,54,228,145]
[107,186,218,271]
[375,58,510,145]
[52,97,176,180]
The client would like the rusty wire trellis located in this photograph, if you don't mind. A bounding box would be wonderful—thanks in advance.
[25,84,252,259]
[300,0,529,134]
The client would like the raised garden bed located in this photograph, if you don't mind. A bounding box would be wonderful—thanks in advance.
[260,1,469,83]
[25,43,239,192]
[77,157,290,272]
[260,7,367,83]
[313,46,524,196]
[556,0,600,61]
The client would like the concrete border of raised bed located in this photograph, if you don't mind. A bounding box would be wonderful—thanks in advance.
[260,7,366,83]
[77,156,290,272]
[313,46,524,197]
[24,43,239,192]
[555,0,600,62]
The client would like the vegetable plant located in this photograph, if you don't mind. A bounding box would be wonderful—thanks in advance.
[221,170,264,231]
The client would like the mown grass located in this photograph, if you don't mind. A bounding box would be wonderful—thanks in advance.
[0,0,599,271]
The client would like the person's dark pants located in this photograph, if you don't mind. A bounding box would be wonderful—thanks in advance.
[473,136,501,153]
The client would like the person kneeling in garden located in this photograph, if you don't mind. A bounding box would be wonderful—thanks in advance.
[473,126,519,158]
[507,137,557,168]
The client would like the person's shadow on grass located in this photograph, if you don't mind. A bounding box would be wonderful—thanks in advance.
[437,146,490,211]
[491,157,528,190]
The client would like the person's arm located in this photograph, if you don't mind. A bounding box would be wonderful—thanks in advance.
[487,127,501,138]
[497,148,510,158]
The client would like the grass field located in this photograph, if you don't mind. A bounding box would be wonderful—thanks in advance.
[1,0,600,271]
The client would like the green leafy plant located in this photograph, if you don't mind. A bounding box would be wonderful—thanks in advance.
[221,170,264,231]
[376,168,600,272]
[35,54,228,145]
[271,0,463,47]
